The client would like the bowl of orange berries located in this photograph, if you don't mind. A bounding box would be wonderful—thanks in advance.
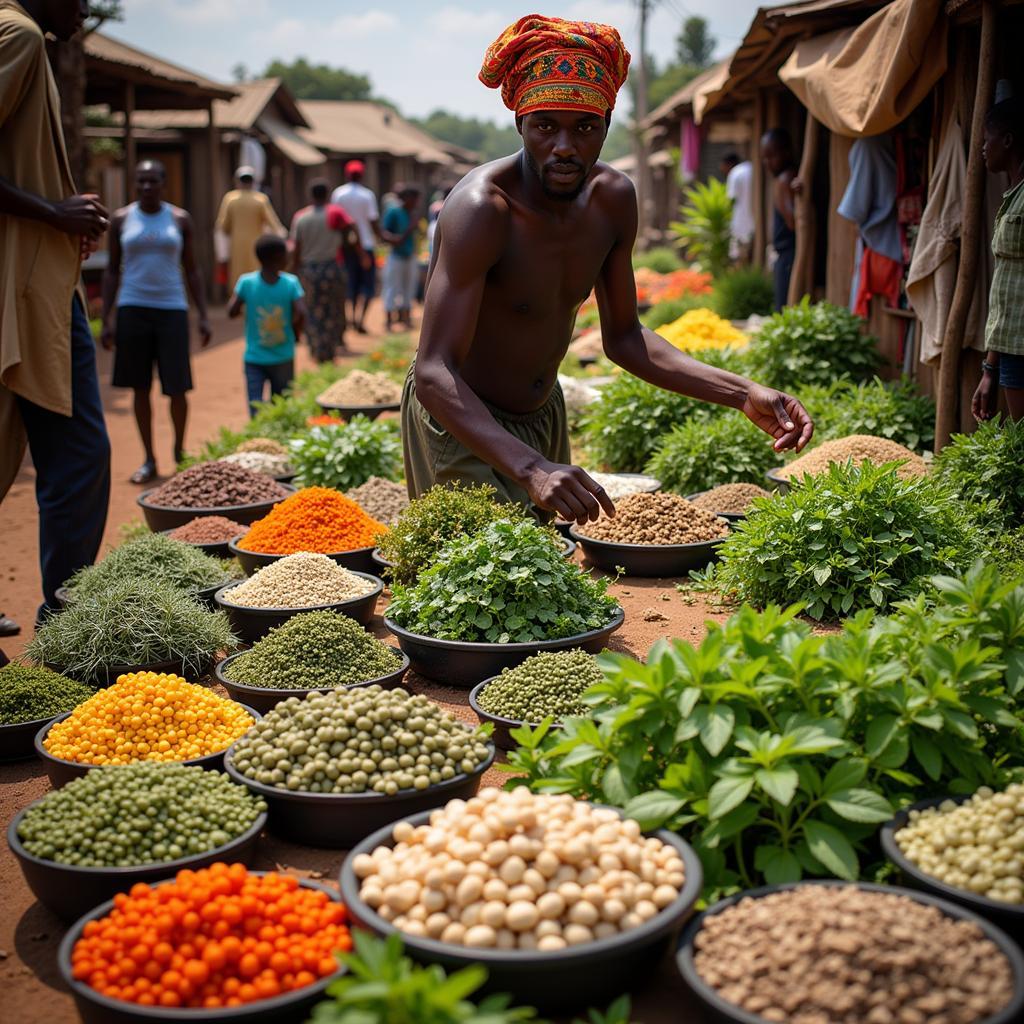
[58,865,350,1023]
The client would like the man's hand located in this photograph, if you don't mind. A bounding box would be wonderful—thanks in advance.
[972,373,998,421]
[198,318,212,348]
[741,383,814,452]
[49,194,109,239]
[100,319,115,351]
[524,461,616,524]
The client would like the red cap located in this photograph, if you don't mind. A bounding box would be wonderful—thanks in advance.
[345,159,365,177]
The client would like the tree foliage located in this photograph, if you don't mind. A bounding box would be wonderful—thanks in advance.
[409,109,521,162]
[676,16,715,67]
[262,58,373,101]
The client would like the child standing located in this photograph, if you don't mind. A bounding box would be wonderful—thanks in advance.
[228,235,306,416]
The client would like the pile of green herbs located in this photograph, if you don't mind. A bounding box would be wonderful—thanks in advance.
[388,519,618,644]
[376,483,532,584]
[26,579,236,683]
[698,461,980,620]
[0,664,94,724]
[709,267,774,321]
[289,416,402,491]
[65,533,232,598]
[507,562,1024,900]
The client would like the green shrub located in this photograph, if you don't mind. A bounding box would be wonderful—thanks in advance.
[580,373,707,473]
[670,178,731,278]
[646,409,778,495]
[288,416,401,491]
[711,267,774,321]
[801,377,935,453]
[744,298,881,391]
[935,416,1024,528]
[632,246,684,274]
[506,562,1024,899]
[641,294,705,330]
[388,520,618,643]
[706,461,981,620]
[377,483,531,584]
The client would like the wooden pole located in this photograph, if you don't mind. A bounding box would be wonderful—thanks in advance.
[752,92,766,268]
[123,80,135,204]
[935,0,996,451]
[788,113,820,305]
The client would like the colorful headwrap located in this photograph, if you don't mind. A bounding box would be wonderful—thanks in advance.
[479,14,631,118]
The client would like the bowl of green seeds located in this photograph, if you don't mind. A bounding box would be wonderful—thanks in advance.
[468,650,604,750]
[8,762,267,921]
[0,664,95,762]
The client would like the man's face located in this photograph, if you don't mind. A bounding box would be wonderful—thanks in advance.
[982,122,1012,175]
[43,0,87,41]
[519,110,607,201]
[402,191,420,212]
[761,139,786,177]
[135,165,164,205]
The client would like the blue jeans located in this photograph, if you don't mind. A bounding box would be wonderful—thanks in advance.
[245,359,294,417]
[16,297,111,617]
[998,352,1024,390]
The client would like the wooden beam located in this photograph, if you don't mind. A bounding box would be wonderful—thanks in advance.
[123,79,135,203]
[935,1,996,451]
[206,100,219,299]
[788,113,820,305]
[752,91,766,267]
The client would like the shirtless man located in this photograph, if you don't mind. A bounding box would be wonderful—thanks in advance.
[404,15,813,525]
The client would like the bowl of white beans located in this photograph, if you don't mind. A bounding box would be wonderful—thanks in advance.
[338,787,702,1012]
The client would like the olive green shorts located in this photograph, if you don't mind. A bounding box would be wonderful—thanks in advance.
[401,365,570,520]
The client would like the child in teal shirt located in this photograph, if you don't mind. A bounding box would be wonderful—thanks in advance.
[228,235,306,416]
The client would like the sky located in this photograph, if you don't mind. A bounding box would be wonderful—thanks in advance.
[109,0,759,124]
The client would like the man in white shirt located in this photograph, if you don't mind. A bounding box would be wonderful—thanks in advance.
[722,152,754,265]
[331,160,381,333]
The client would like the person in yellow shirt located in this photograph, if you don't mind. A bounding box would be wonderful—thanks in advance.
[0,0,112,632]
[215,166,286,290]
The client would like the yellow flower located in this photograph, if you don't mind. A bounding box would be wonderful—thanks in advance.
[658,308,748,353]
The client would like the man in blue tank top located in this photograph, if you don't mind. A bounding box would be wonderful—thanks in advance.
[101,160,211,484]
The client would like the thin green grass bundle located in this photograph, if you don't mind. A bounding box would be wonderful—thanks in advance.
[27,579,236,683]
[66,533,231,598]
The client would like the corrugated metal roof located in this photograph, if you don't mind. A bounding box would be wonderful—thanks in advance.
[84,32,235,100]
[298,101,454,164]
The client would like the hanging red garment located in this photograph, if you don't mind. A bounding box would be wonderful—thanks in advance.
[854,247,902,317]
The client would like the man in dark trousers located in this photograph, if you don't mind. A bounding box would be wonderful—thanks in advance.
[404,14,812,525]
[761,127,798,311]
[0,0,111,628]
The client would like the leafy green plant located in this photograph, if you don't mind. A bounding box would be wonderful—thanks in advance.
[353,332,417,382]
[308,931,538,1023]
[646,409,778,495]
[580,373,708,473]
[506,562,1024,899]
[251,392,320,440]
[377,483,531,584]
[936,415,1024,528]
[388,519,618,643]
[801,377,935,453]
[711,267,774,321]
[705,462,981,620]
[632,246,684,273]
[640,294,705,330]
[289,416,401,491]
[744,298,880,391]
[670,178,732,278]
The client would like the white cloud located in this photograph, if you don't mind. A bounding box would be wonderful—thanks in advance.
[327,10,399,36]
[427,6,506,37]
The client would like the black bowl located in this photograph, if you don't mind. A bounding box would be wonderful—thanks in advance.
[468,676,563,751]
[569,525,727,578]
[370,534,577,577]
[8,804,267,921]
[339,805,704,1012]
[57,874,345,1024]
[44,655,214,689]
[137,484,296,533]
[764,467,791,494]
[881,795,1024,941]
[0,714,65,762]
[214,647,410,715]
[213,573,384,644]
[676,880,1024,1024]
[384,606,624,688]
[684,491,748,524]
[229,535,379,577]
[160,527,240,560]
[223,742,496,848]
[35,706,261,789]
[316,399,401,421]
[274,471,297,484]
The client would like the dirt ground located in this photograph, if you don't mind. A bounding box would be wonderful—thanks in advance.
[0,307,725,1023]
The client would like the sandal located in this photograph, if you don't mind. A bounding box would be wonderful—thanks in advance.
[0,613,20,637]
[130,460,157,485]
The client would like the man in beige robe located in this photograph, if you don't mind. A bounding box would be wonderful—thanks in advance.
[0,0,111,629]
[215,166,286,289]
